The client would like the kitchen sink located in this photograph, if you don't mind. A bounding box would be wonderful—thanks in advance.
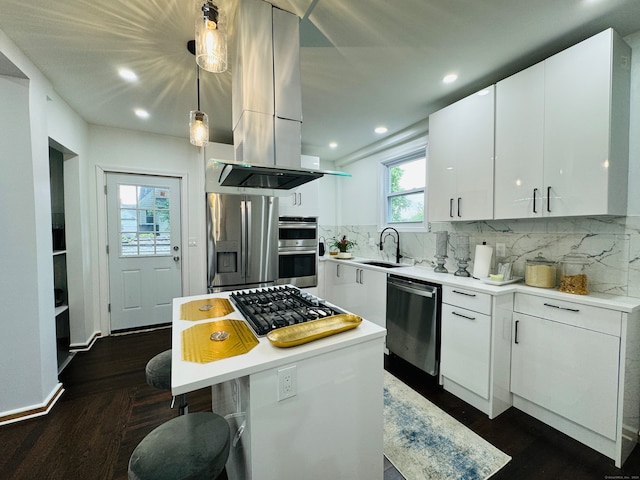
[359,260,403,269]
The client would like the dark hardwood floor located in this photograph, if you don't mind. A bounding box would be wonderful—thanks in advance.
[1,328,639,479]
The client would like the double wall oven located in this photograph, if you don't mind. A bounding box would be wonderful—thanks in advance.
[276,216,318,288]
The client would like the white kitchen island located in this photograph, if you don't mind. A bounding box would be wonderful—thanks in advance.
[171,290,386,480]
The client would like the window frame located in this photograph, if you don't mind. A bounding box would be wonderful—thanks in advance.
[380,149,429,232]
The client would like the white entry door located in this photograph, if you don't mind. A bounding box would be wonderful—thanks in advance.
[106,173,182,331]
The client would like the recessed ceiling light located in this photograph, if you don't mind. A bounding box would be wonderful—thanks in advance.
[442,73,458,84]
[329,142,338,149]
[119,68,138,82]
[374,126,388,134]
[134,108,150,119]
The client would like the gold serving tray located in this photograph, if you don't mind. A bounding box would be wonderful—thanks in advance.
[180,298,234,321]
[266,314,362,348]
[182,319,258,363]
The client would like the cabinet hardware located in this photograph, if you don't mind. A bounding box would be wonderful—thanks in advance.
[452,289,476,297]
[547,186,552,212]
[452,311,475,320]
[336,264,340,277]
[514,319,519,344]
[457,197,462,217]
[449,198,454,218]
[533,188,538,213]
[543,302,579,312]
[298,193,302,205]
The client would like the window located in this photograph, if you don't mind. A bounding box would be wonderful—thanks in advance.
[118,184,172,256]
[383,152,426,225]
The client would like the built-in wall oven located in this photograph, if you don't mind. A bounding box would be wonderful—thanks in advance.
[276,217,318,288]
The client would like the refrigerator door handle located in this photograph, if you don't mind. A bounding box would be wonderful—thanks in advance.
[241,199,248,280]
[245,198,252,279]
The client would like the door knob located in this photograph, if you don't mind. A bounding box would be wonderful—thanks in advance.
[173,256,180,262]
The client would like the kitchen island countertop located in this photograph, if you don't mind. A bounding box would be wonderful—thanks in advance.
[171,289,386,396]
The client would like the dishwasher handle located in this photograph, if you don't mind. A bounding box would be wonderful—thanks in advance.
[388,278,436,298]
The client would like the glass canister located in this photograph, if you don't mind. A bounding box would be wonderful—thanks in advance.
[558,249,589,295]
[525,253,557,288]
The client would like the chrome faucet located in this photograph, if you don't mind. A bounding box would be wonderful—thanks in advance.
[379,227,402,264]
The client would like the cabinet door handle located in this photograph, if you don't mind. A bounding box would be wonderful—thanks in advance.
[457,197,462,217]
[298,193,302,205]
[449,198,454,218]
[336,264,340,278]
[356,268,363,284]
[533,188,538,214]
[547,186,552,212]
[452,289,476,297]
[452,311,475,321]
[543,302,579,313]
[514,320,519,344]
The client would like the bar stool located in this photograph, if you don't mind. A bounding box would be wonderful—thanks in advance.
[128,412,231,480]
[145,349,187,415]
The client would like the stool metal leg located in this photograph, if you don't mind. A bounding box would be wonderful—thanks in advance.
[170,394,189,415]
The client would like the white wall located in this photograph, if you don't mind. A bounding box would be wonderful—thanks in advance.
[0,30,64,418]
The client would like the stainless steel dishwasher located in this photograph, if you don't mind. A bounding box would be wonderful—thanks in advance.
[386,275,441,375]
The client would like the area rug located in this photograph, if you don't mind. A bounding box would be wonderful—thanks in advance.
[384,371,511,480]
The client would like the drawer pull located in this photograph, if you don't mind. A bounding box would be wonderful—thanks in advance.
[543,302,579,313]
[452,289,476,297]
[452,311,475,321]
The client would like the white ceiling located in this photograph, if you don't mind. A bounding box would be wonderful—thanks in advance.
[1,0,640,162]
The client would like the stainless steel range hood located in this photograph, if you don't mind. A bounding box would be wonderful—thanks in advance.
[208,0,348,191]
[213,158,349,190]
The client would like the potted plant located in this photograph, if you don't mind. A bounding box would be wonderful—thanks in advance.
[331,235,357,258]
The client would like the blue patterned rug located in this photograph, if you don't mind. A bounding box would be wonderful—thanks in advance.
[384,371,511,480]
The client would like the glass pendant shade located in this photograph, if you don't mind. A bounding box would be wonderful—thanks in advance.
[195,2,227,73]
[189,110,209,146]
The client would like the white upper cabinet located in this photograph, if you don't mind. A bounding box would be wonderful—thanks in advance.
[428,86,495,222]
[278,155,320,217]
[494,62,545,219]
[494,28,631,219]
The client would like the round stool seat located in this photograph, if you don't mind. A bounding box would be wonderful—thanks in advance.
[145,349,172,390]
[128,412,231,480]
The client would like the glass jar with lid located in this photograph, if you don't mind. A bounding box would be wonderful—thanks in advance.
[558,248,589,295]
[525,253,557,288]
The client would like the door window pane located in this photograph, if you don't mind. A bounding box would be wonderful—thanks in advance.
[117,183,172,256]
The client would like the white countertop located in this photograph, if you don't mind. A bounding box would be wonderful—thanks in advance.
[171,289,386,395]
[322,256,640,313]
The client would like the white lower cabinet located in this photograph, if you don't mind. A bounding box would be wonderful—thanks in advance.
[511,310,619,440]
[441,303,491,399]
[324,261,387,328]
[439,286,512,418]
[510,292,639,467]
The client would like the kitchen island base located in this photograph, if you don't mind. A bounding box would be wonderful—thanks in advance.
[211,338,384,480]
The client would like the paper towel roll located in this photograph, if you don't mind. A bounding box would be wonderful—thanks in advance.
[473,245,493,279]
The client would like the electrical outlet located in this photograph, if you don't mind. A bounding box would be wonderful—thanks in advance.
[277,365,297,401]
[496,243,506,257]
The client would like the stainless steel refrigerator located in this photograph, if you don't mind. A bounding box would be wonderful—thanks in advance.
[207,193,279,292]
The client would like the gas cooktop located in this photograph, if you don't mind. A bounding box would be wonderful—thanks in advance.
[229,286,343,336]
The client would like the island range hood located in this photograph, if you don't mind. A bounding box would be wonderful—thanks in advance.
[210,0,347,191]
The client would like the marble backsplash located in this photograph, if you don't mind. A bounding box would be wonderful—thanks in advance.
[320,215,640,298]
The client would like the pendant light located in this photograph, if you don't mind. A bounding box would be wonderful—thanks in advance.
[195,1,227,73]
[189,66,209,147]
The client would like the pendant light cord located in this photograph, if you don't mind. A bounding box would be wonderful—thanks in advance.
[196,66,201,111]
